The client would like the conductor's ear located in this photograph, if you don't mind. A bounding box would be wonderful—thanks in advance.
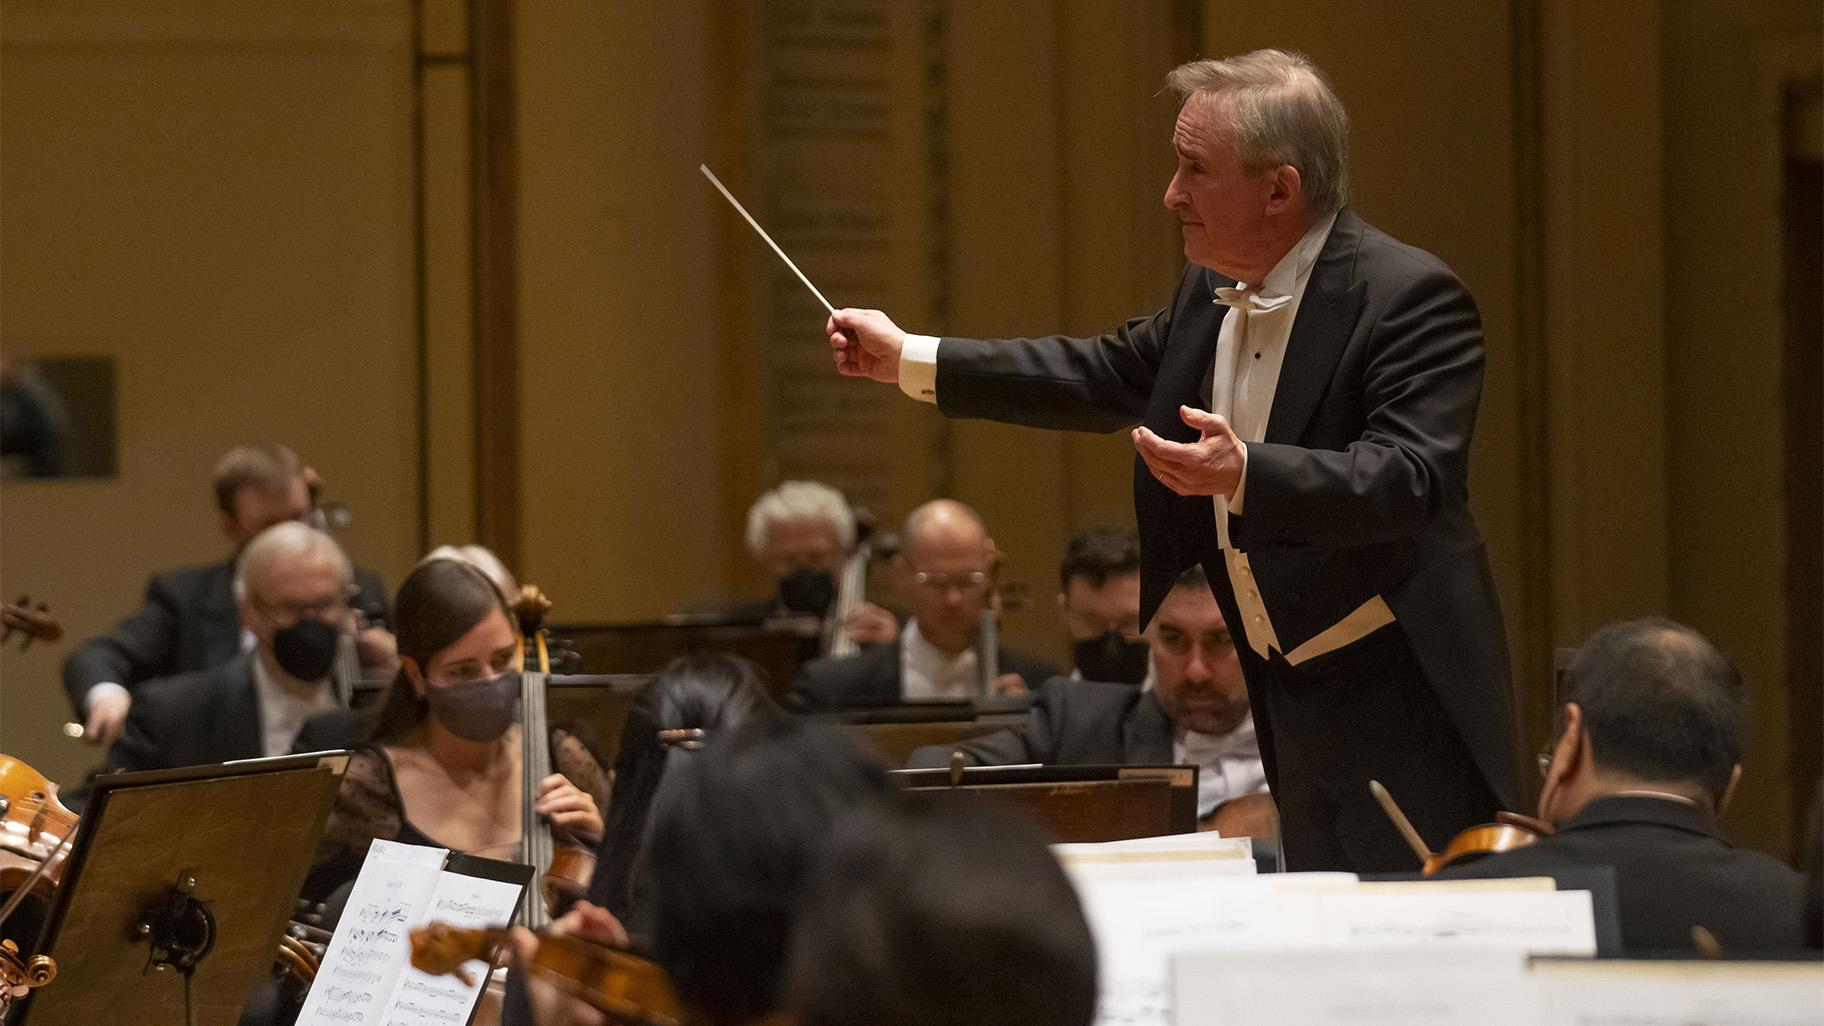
[1265,164,1303,215]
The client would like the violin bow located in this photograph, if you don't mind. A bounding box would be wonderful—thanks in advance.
[1368,779,1435,864]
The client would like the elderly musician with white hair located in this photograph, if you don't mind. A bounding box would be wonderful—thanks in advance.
[105,521,357,773]
[826,49,1521,872]
[736,480,897,652]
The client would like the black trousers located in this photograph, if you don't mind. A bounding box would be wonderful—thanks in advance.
[1240,623,1500,873]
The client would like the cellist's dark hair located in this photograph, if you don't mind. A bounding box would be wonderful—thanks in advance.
[589,653,779,920]
[368,557,514,744]
[645,716,891,1026]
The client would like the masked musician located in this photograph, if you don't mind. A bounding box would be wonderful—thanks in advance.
[105,522,358,773]
[302,556,605,904]
[1439,618,1806,953]
[1057,524,1149,687]
[63,442,394,747]
[727,480,897,650]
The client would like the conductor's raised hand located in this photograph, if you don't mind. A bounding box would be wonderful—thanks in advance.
[1132,406,1245,498]
[828,308,905,384]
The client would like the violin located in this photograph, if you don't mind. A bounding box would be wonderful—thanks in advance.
[1370,780,1553,875]
[514,586,597,927]
[410,921,682,1026]
[0,756,76,1015]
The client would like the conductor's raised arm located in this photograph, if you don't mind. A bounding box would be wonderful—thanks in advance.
[827,308,905,384]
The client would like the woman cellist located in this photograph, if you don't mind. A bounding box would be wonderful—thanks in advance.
[302,555,606,905]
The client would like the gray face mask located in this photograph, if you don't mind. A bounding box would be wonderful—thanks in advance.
[424,670,522,742]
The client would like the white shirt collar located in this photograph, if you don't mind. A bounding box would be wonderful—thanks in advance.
[900,619,979,701]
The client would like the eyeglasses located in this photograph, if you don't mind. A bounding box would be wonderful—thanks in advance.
[659,728,707,750]
[910,570,990,593]
[252,591,350,626]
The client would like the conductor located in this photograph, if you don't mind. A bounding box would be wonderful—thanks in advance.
[826,49,1521,871]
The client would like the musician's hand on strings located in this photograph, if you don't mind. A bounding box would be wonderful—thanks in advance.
[535,773,603,840]
[1132,406,1245,498]
[844,601,899,646]
[547,901,630,948]
[82,689,131,747]
[828,309,906,383]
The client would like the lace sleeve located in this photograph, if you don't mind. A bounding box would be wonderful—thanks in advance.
[552,729,612,819]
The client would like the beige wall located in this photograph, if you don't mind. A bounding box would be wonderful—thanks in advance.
[0,1,422,787]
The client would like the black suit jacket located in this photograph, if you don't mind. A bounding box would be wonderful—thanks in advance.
[62,557,389,715]
[934,210,1520,808]
[1438,796,1808,954]
[103,653,266,774]
[791,637,1060,710]
[904,677,1171,769]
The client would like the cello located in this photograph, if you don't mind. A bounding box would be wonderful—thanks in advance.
[514,586,596,928]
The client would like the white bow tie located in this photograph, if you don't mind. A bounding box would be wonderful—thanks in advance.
[1212,285,1293,314]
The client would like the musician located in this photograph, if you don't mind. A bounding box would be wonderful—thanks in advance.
[303,556,605,904]
[588,653,779,926]
[726,480,896,649]
[908,566,1273,839]
[789,799,1096,1026]
[507,717,890,1026]
[63,442,394,747]
[104,521,357,774]
[790,499,1059,707]
[1439,619,1807,953]
[1059,523,1148,686]
[826,49,1520,870]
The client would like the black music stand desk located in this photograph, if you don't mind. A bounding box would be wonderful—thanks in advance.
[23,752,347,1026]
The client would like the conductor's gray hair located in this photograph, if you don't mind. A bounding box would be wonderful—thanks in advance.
[745,481,857,558]
[233,521,353,602]
[1166,49,1351,217]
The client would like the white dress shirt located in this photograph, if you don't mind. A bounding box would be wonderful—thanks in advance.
[251,654,337,758]
[899,619,980,701]
[1174,712,1268,818]
[901,212,1392,667]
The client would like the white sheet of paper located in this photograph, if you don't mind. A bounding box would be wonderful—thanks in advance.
[1172,947,1535,1026]
[1058,833,1256,884]
[297,839,449,1026]
[1321,888,1596,955]
[381,871,526,1026]
[1533,959,1824,1026]
[1078,875,1348,1026]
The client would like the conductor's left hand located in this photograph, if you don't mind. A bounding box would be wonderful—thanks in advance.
[1132,406,1245,498]
[828,308,905,384]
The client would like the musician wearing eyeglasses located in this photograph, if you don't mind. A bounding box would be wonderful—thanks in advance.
[103,521,357,774]
[789,499,1058,708]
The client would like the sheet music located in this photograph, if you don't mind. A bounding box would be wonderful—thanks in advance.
[381,871,525,1026]
[1533,959,1824,1026]
[1172,947,1535,1026]
[1076,874,1591,1026]
[298,840,448,1026]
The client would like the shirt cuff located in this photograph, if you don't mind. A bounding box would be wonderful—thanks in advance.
[85,681,128,713]
[898,334,941,404]
[1226,442,1249,514]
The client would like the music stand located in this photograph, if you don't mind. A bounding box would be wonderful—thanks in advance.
[22,752,348,1026]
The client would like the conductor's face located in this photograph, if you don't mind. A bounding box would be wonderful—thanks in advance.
[1163,95,1280,279]
[1147,583,1249,737]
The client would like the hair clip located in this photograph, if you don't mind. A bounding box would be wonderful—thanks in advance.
[658,728,708,750]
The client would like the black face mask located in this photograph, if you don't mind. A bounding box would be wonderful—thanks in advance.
[271,618,340,682]
[1072,631,1150,686]
[777,568,836,617]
